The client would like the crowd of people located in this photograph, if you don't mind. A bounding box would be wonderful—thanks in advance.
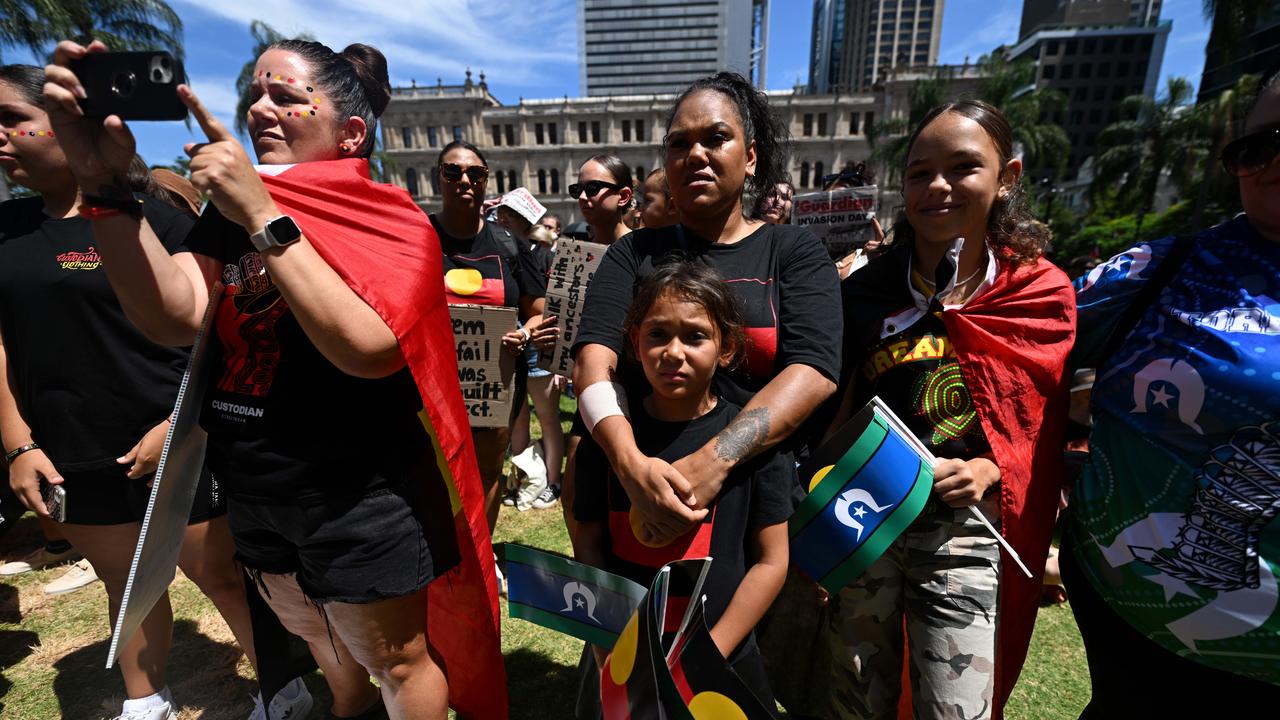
[0,34,1276,720]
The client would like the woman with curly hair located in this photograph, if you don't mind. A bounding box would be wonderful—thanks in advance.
[829,100,1076,719]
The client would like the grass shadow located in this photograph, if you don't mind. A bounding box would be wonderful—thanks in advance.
[51,618,255,719]
[505,647,579,720]
[0,583,19,625]
[0,629,38,716]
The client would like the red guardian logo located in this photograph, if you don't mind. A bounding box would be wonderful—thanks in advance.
[56,246,101,271]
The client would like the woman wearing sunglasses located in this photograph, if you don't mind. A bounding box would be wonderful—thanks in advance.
[1061,65,1280,715]
[429,141,554,533]
[571,154,634,245]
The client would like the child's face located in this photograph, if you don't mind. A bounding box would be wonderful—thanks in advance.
[639,176,676,228]
[633,291,732,401]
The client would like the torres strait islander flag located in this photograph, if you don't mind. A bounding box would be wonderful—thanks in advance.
[255,158,506,718]
[790,397,934,594]
[503,543,647,648]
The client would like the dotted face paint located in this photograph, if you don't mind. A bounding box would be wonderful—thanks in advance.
[7,130,54,138]
[259,71,322,119]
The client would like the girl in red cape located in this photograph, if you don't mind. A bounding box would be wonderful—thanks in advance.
[829,100,1074,720]
[44,39,504,720]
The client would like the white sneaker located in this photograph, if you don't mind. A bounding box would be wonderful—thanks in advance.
[249,676,314,720]
[531,484,561,510]
[114,688,177,720]
[43,559,99,595]
[0,545,80,575]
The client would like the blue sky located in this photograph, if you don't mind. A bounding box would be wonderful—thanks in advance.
[3,0,1211,166]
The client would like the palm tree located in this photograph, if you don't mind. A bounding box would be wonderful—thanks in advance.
[235,21,315,136]
[0,0,183,62]
[1090,77,1210,234]
[974,54,1071,176]
[1191,72,1260,226]
[866,72,946,184]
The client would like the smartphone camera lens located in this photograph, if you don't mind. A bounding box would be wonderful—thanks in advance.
[160,56,171,69]
[152,68,164,82]
[111,71,136,98]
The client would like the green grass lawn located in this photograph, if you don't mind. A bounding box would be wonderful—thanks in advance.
[0,395,1090,718]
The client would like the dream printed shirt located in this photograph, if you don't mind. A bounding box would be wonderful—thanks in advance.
[0,196,191,469]
[573,222,842,410]
[1071,216,1280,685]
[180,205,424,500]
[572,397,802,663]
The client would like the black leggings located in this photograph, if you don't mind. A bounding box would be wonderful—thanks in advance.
[1059,535,1280,718]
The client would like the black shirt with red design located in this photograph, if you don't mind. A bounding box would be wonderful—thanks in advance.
[0,196,191,470]
[181,205,424,501]
[429,215,543,308]
[572,222,842,450]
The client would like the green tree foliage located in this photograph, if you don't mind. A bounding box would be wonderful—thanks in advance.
[0,0,183,62]
[1090,77,1210,218]
[1191,72,1260,226]
[1055,201,1195,261]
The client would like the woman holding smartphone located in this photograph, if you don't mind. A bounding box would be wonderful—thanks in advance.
[0,63,263,720]
[42,38,504,720]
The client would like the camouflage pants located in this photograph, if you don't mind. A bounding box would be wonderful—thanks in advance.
[829,497,1001,720]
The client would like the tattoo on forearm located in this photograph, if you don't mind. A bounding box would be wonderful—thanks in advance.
[714,408,770,464]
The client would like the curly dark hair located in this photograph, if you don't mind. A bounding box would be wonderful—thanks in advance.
[622,259,747,370]
[892,99,1049,266]
[666,72,791,206]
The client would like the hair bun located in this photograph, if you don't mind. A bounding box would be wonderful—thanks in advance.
[341,43,391,118]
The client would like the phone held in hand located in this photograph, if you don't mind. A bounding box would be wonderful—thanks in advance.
[40,480,66,523]
[69,51,187,121]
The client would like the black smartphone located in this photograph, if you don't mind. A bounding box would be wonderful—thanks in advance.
[70,51,187,121]
[40,480,66,523]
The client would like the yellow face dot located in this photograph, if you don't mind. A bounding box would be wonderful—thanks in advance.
[607,613,639,686]
[274,74,283,81]
[808,464,835,493]
[444,268,484,295]
[688,692,748,719]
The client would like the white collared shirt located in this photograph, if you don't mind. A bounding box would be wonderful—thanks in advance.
[880,238,998,340]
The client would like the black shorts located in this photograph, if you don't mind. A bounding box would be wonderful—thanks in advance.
[58,463,225,526]
[228,484,456,605]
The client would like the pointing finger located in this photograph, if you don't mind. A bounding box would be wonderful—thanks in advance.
[177,85,233,143]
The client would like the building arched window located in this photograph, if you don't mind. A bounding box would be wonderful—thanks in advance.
[550,169,560,194]
[538,169,547,194]
[429,168,440,195]
[496,170,506,194]
[814,161,825,188]
[405,167,419,197]
[508,170,517,190]
[800,161,810,189]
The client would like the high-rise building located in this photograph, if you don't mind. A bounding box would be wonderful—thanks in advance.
[809,0,945,93]
[1199,4,1280,103]
[578,0,770,97]
[1009,0,1169,181]
[1019,0,1162,38]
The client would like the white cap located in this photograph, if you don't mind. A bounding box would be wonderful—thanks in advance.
[497,187,547,226]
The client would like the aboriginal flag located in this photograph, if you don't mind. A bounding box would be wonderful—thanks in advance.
[256,159,505,718]
[601,559,711,720]
[790,397,933,593]
[667,598,778,719]
[503,543,646,648]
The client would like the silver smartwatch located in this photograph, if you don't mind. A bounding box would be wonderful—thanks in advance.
[249,215,302,252]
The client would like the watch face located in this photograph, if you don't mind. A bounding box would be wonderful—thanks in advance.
[268,216,302,244]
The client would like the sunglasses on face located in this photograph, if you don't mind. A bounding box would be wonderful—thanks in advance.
[568,180,624,199]
[1221,127,1280,177]
[440,163,489,183]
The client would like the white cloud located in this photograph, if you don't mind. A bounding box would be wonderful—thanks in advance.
[170,0,578,92]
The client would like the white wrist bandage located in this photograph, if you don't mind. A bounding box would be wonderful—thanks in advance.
[579,381,630,434]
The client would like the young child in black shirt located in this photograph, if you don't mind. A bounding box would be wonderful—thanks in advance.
[572,260,800,700]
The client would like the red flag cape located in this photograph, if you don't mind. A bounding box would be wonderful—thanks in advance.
[257,158,506,718]
[844,246,1074,718]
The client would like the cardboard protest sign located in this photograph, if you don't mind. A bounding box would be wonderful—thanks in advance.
[498,187,548,226]
[109,283,223,668]
[451,304,518,428]
[539,239,609,376]
[791,185,879,260]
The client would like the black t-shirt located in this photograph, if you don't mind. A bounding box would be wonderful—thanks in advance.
[429,215,544,307]
[180,205,424,501]
[529,242,553,294]
[572,222,842,452]
[572,397,801,662]
[0,196,192,470]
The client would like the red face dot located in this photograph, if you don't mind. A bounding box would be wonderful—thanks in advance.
[287,77,295,84]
